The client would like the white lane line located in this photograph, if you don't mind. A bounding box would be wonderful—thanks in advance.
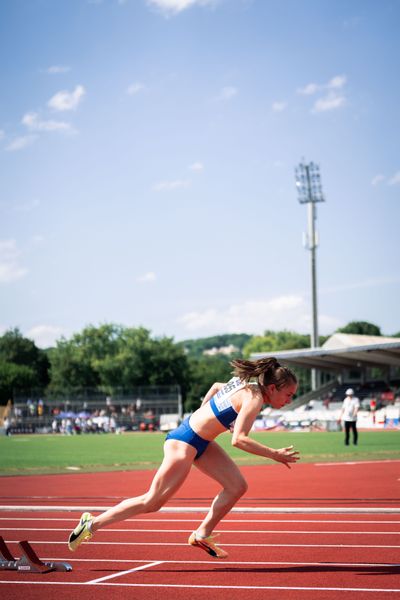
[1,517,400,523]
[4,539,400,548]
[2,527,399,535]
[315,460,400,466]
[44,557,400,567]
[86,560,163,584]
[2,505,400,514]
[0,581,399,592]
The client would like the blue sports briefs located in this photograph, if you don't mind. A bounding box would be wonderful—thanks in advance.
[165,417,209,459]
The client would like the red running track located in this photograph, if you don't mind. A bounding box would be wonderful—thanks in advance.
[0,461,399,599]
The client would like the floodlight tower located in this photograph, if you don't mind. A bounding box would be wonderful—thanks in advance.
[295,160,325,390]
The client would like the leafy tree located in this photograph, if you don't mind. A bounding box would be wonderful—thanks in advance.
[242,329,312,396]
[185,355,233,411]
[179,334,252,358]
[0,328,50,402]
[336,321,382,336]
[48,324,189,394]
[0,362,37,403]
[242,330,311,357]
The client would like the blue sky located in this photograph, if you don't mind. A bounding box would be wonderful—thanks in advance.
[1,0,399,348]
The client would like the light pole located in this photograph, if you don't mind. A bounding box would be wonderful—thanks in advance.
[295,160,325,390]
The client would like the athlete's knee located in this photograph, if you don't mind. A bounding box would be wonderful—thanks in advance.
[142,492,165,513]
[227,477,248,499]
[236,478,248,497]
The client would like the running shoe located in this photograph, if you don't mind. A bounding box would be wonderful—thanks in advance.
[188,532,228,559]
[68,512,93,552]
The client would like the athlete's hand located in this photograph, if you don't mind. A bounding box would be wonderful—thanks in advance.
[271,446,300,469]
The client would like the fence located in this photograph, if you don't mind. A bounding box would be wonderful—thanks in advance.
[5,386,182,434]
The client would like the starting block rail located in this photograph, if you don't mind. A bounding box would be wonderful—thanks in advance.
[0,536,72,573]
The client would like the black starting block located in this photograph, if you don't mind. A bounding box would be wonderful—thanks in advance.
[0,536,72,573]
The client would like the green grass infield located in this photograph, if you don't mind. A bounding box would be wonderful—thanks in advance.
[1,430,399,476]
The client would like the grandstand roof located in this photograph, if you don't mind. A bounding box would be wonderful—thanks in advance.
[250,333,400,371]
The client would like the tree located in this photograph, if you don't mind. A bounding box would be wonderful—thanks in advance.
[179,334,252,358]
[242,330,311,357]
[185,355,232,411]
[48,324,190,394]
[0,328,50,402]
[242,330,312,396]
[336,321,382,336]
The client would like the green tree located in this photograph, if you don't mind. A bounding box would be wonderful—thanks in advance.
[242,329,311,356]
[336,321,382,336]
[48,324,190,394]
[0,328,50,402]
[242,329,312,396]
[185,355,233,412]
[179,334,251,358]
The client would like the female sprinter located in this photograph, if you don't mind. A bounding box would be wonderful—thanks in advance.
[68,357,299,558]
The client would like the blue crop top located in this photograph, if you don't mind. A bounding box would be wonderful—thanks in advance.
[209,377,246,429]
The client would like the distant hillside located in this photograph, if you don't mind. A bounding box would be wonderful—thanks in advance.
[178,333,252,358]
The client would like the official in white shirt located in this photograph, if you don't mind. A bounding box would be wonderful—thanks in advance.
[339,388,360,445]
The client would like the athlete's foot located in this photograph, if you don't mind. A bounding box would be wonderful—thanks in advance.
[68,512,93,552]
[188,532,228,559]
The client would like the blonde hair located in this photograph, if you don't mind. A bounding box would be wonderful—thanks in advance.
[231,357,297,390]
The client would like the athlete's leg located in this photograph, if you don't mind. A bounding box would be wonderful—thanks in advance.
[193,441,248,538]
[91,440,196,531]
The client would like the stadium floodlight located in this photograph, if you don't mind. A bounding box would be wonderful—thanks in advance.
[295,160,325,390]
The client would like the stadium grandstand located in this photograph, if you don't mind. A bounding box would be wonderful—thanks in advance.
[250,333,400,432]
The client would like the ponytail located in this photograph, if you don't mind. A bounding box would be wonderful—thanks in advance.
[231,357,297,390]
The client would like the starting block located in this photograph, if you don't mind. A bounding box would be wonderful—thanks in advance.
[0,536,72,573]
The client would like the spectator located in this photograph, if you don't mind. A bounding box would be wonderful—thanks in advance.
[4,416,11,436]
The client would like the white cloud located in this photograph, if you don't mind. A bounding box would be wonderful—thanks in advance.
[146,0,215,15]
[297,75,347,113]
[371,174,385,186]
[189,161,204,172]
[46,65,71,74]
[137,271,156,283]
[218,86,238,101]
[152,179,191,191]
[22,112,73,133]
[5,135,37,152]
[327,75,347,90]
[312,92,346,113]
[27,325,65,348]
[388,171,400,186]
[178,294,340,336]
[48,85,86,111]
[0,239,28,283]
[272,101,287,112]
[0,129,5,139]
[127,82,146,95]
[297,82,320,96]
[297,75,347,96]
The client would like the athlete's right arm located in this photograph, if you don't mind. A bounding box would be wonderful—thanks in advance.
[200,382,225,407]
[231,391,300,469]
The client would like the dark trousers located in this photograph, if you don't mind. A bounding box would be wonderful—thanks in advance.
[344,420,358,445]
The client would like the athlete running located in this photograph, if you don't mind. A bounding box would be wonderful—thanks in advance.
[68,357,299,558]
